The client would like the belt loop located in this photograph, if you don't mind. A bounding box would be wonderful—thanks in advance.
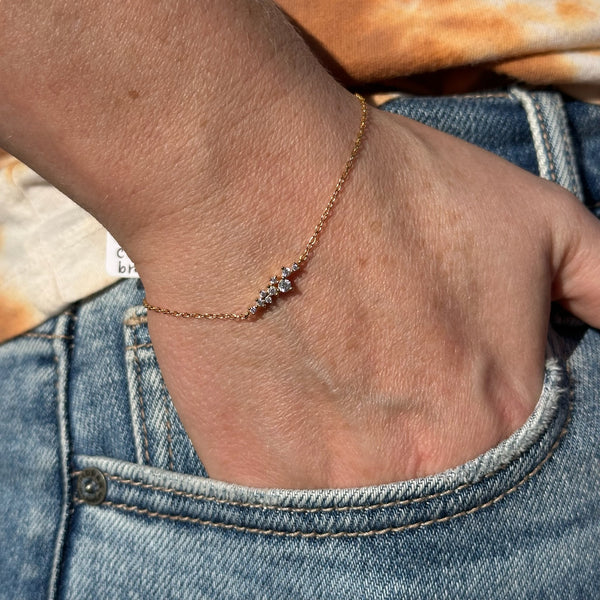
[510,86,584,202]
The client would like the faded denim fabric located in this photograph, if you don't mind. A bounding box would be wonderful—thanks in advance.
[1,88,599,599]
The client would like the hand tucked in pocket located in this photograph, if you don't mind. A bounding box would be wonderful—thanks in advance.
[1,0,599,489]
[141,104,600,488]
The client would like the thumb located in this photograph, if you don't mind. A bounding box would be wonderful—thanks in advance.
[551,191,600,328]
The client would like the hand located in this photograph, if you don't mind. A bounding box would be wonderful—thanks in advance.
[1,0,599,489]
[142,105,600,488]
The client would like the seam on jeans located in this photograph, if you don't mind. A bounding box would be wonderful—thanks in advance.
[533,101,557,182]
[124,315,148,327]
[72,397,571,538]
[76,469,512,512]
[552,95,583,200]
[132,330,150,465]
[125,326,173,469]
[160,378,175,471]
[24,333,74,340]
[48,317,74,598]
[72,378,572,520]
[49,351,65,598]
[561,124,578,194]
[125,342,153,351]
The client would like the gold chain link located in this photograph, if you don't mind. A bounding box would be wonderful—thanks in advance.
[143,93,367,321]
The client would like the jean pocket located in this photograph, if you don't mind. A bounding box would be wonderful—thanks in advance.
[72,304,573,540]
[64,307,587,599]
[122,305,208,477]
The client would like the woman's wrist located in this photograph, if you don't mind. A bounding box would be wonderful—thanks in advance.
[0,0,351,257]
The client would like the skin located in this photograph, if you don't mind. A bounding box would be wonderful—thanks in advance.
[1,0,599,488]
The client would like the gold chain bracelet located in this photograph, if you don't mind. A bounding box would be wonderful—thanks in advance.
[143,93,367,321]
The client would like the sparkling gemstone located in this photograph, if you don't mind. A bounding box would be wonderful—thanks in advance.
[268,286,278,296]
[278,278,292,293]
[264,296,273,304]
[249,306,257,314]
[256,298,266,307]
[281,267,291,278]
[292,262,300,271]
[270,277,278,285]
[259,290,269,299]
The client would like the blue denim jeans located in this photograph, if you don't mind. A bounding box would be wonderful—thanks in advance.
[1,88,599,599]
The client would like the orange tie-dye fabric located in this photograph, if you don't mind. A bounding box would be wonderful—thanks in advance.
[2,0,600,343]
[276,0,600,100]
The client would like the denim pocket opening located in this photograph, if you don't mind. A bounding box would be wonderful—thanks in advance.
[73,305,578,538]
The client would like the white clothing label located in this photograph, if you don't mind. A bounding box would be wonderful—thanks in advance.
[105,232,139,278]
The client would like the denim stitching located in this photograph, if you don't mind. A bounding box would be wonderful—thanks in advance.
[562,127,576,191]
[77,455,526,512]
[49,351,64,598]
[126,332,173,469]
[548,91,580,198]
[124,315,148,327]
[72,401,571,538]
[48,315,74,598]
[132,330,151,465]
[24,333,74,340]
[72,380,572,523]
[533,100,557,182]
[160,378,175,471]
[125,342,153,351]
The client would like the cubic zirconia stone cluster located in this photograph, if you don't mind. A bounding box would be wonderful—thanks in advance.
[248,263,299,315]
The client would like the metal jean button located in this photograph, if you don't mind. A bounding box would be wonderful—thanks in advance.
[77,467,107,505]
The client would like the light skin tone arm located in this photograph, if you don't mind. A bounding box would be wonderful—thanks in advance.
[1,0,600,488]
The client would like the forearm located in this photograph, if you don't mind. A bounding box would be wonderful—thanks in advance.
[0,0,356,283]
